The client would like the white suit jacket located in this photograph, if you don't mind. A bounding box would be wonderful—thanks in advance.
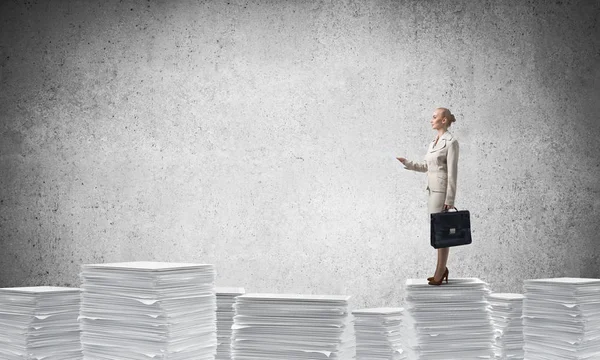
[403,131,459,206]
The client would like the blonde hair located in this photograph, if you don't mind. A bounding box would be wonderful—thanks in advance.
[438,107,456,127]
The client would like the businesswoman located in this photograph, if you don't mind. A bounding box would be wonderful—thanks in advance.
[396,107,459,286]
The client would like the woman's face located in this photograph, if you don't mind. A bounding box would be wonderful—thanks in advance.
[430,109,447,130]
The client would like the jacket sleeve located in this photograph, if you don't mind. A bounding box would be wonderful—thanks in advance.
[445,139,459,205]
[403,158,428,173]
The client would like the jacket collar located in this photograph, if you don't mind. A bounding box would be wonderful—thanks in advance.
[429,131,453,152]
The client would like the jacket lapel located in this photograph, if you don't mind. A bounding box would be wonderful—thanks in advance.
[429,131,453,152]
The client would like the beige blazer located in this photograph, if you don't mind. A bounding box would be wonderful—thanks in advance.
[403,131,459,206]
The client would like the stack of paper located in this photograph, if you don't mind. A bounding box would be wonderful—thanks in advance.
[401,278,494,360]
[352,307,406,360]
[523,277,600,359]
[216,287,245,360]
[79,261,216,359]
[231,293,355,359]
[0,286,82,360]
[488,293,525,360]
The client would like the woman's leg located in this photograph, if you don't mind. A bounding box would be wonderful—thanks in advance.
[437,247,450,279]
[429,190,447,279]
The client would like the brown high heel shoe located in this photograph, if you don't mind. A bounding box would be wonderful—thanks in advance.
[428,267,449,286]
[427,267,448,282]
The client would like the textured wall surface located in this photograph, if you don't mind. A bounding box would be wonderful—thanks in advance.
[1,0,599,308]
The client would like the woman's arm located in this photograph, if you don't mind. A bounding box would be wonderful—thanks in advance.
[445,140,459,205]
[397,157,428,173]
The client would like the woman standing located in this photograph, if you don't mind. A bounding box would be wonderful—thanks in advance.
[396,108,459,286]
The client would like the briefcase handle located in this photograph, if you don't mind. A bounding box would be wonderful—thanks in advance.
[442,206,458,212]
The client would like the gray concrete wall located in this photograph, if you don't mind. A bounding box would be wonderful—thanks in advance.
[1,0,598,308]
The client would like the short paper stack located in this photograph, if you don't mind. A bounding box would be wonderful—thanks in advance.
[79,261,216,359]
[352,307,406,360]
[488,293,525,360]
[231,293,355,359]
[216,287,245,360]
[523,277,600,359]
[0,286,82,359]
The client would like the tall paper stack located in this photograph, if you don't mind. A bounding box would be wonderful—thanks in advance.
[401,278,494,360]
[0,286,82,360]
[523,277,600,359]
[79,261,216,359]
[352,307,406,360]
[488,293,525,360]
[231,293,355,359]
[216,287,245,360]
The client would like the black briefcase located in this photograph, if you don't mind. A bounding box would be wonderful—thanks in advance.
[430,207,472,249]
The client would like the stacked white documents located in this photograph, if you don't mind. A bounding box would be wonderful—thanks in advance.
[79,261,216,359]
[523,277,600,360]
[0,286,82,360]
[231,293,355,359]
[352,307,406,360]
[216,287,245,360]
[401,278,494,360]
[488,293,525,360]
